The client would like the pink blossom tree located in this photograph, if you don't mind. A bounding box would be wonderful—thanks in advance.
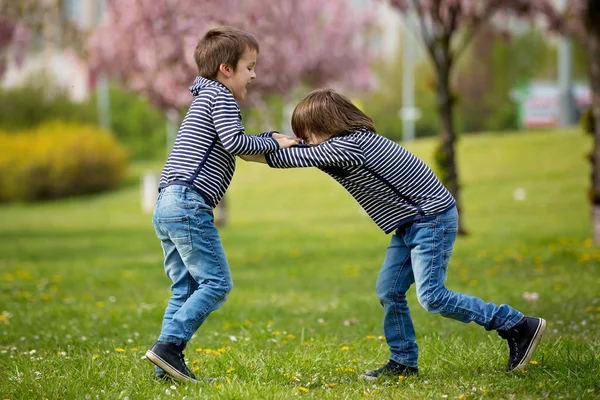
[386,0,561,234]
[0,0,38,79]
[88,0,374,111]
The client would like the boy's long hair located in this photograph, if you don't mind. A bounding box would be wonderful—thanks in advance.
[291,89,376,142]
[194,26,259,79]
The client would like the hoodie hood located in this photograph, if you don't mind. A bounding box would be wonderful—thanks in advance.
[189,76,228,97]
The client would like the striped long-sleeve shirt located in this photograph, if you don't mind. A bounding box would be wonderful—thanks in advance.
[265,129,455,233]
[159,76,280,207]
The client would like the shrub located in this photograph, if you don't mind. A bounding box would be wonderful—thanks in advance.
[0,83,96,132]
[88,85,168,160]
[0,122,128,202]
[0,82,167,160]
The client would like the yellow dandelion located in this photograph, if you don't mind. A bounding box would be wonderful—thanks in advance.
[115,348,125,353]
[130,348,139,352]
[226,368,235,373]
[192,359,200,364]
[193,367,200,372]
[298,387,309,393]
[530,360,538,365]
[365,335,376,340]
[96,301,105,308]
[272,330,281,335]
[327,383,337,388]
[195,347,203,352]
[291,376,299,382]
[480,389,488,393]
[0,315,9,323]
[341,346,349,351]
[520,369,527,374]
[215,384,222,390]
[92,354,99,360]
[458,395,466,400]
[398,375,404,381]
[286,334,295,339]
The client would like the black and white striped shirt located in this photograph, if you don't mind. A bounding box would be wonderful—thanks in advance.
[159,76,280,207]
[265,129,455,233]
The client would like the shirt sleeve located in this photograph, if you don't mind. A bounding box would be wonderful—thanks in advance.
[212,91,279,155]
[254,131,277,138]
[265,138,365,169]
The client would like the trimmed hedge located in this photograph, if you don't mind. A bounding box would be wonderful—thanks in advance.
[0,122,128,202]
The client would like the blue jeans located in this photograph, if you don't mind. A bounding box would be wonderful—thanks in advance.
[376,205,523,368]
[152,185,232,346]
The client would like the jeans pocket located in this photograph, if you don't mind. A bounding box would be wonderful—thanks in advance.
[157,216,193,257]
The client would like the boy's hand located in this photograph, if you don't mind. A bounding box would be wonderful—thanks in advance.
[274,134,300,148]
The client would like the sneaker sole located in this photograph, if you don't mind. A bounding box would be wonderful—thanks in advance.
[513,318,546,371]
[146,350,195,383]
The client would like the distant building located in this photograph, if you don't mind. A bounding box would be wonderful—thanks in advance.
[1,0,101,102]
[513,81,591,129]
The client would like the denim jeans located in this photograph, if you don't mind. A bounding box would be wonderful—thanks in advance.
[376,205,523,368]
[152,185,232,346]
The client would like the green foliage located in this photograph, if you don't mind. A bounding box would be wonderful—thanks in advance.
[0,82,167,160]
[0,82,97,132]
[0,129,596,399]
[88,85,168,160]
[0,122,127,202]
[359,55,439,142]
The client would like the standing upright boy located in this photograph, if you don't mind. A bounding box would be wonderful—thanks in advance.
[145,26,298,383]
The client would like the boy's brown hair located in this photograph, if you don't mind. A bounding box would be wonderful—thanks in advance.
[194,26,259,80]
[291,89,376,142]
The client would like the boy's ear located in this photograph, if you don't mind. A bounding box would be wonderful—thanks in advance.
[219,63,232,78]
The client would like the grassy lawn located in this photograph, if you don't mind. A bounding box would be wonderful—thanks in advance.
[0,129,598,399]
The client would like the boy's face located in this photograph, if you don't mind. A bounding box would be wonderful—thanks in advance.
[220,47,257,101]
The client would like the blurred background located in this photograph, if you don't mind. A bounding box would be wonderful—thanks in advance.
[0,0,598,237]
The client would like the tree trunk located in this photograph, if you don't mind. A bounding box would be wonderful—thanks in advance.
[435,59,466,235]
[586,20,600,244]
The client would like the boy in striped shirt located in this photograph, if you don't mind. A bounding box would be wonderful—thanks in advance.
[145,26,298,383]
[241,89,546,379]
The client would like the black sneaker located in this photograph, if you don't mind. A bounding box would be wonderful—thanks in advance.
[146,341,198,383]
[498,316,546,372]
[359,359,418,381]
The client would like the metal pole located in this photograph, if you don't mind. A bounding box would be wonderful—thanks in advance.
[94,0,110,130]
[558,0,575,127]
[401,14,416,142]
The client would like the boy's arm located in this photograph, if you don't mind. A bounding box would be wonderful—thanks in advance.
[264,139,365,169]
[212,92,282,155]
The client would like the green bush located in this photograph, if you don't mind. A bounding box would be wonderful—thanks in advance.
[0,83,96,132]
[0,122,128,202]
[88,85,167,160]
[0,82,167,160]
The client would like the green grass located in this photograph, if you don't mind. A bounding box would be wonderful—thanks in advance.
[1,129,599,399]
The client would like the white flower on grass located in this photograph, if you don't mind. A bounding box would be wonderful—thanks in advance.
[109,296,117,303]
[229,335,238,342]
[523,292,539,301]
